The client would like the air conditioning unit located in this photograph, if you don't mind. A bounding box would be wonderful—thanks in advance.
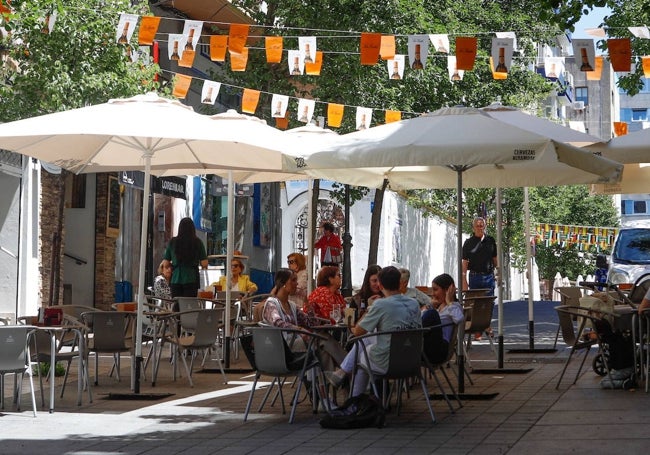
[571,101,585,110]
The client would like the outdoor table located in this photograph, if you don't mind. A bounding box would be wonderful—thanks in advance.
[311,323,351,348]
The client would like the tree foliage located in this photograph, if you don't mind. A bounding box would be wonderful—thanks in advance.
[0,0,160,122]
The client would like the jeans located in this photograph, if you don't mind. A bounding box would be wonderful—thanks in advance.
[468,273,495,297]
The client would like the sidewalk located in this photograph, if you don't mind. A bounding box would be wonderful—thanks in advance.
[2,339,650,454]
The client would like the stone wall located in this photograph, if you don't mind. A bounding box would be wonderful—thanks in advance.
[39,170,65,307]
[94,173,117,310]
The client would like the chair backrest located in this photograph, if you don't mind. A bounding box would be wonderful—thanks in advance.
[555,306,579,346]
[186,308,223,349]
[0,326,32,373]
[176,297,204,312]
[629,274,650,304]
[464,297,495,333]
[242,293,272,320]
[555,287,582,306]
[0,317,10,325]
[384,328,425,379]
[82,311,129,351]
[251,327,291,375]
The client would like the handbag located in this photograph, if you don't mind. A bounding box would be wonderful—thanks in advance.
[326,246,343,264]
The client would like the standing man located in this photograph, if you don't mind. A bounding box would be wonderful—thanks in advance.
[461,217,498,296]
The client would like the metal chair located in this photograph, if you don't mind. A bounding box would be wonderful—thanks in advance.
[0,325,37,417]
[81,311,133,386]
[244,326,327,423]
[167,308,227,387]
[553,286,583,348]
[555,305,605,389]
[464,296,497,359]
[350,327,436,423]
[422,321,463,412]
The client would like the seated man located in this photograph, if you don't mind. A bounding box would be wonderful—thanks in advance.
[325,266,422,396]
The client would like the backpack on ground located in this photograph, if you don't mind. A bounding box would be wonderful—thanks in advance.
[319,393,385,429]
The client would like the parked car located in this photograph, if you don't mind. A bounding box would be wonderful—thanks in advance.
[608,227,650,288]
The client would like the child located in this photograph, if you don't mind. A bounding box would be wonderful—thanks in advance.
[594,254,609,291]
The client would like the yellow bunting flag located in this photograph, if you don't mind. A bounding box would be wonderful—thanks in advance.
[209,35,228,62]
[613,121,628,136]
[230,47,249,71]
[138,16,160,45]
[586,56,603,81]
[360,32,381,66]
[327,103,344,128]
[489,57,507,79]
[305,51,323,75]
[642,56,650,78]
[608,38,631,72]
[265,36,283,63]
[178,49,195,68]
[241,89,260,114]
[229,23,249,54]
[172,74,192,99]
[380,35,396,60]
[385,110,401,123]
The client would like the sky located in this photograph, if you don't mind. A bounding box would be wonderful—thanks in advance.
[572,6,611,39]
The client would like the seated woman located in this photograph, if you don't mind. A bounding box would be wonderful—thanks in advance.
[212,257,258,296]
[349,264,383,315]
[430,273,464,344]
[261,268,317,331]
[153,260,172,300]
[307,266,346,322]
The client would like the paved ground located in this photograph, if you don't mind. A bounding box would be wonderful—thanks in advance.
[2,304,650,454]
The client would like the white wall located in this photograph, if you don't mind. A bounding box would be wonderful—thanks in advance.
[0,167,20,318]
[281,185,458,290]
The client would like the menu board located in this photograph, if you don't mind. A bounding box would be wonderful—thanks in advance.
[106,175,121,238]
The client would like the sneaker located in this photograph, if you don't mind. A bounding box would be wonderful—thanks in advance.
[324,370,346,388]
[623,378,636,390]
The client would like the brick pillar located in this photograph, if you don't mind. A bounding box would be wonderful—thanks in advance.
[94,173,117,310]
[39,170,66,307]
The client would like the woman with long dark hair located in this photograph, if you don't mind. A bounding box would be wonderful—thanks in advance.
[162,217,208,297]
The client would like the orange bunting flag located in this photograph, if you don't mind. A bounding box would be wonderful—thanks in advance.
[229,23,249,54]
[586,56,603,81]
[265,36,283,63]
[613,121,628,136]
[360,32,381,66]
[489,57,507,80]
[241,89,261,114]
[380,35,396,60]
[138,16,160,45]
[642,56,650,78]
[455,37,477,70]
[178,49,196,68]
[305,51,323,75]
[209,35,228,62]
[230,47,249,71]
[275,111,290,130]
[172,74,192,99]
[327,103,344,128]
[608,38,631,72]
[0,0,11,19]
[385,110,401,123]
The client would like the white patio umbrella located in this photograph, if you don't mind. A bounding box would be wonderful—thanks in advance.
[290,106,623,391]
[0,93,298,392]
[591,163,650,194]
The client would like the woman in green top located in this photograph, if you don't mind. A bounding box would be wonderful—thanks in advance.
[162,217,208,298]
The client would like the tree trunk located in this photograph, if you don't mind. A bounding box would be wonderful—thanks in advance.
[367,179,388,266]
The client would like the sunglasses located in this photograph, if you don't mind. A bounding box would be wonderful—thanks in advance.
[288,259,296,264]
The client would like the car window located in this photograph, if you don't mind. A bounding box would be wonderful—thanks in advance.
[613,229,650,264]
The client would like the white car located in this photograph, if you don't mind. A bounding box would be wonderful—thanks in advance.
[608,227,650,289]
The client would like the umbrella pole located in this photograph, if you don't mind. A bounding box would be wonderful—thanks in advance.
[133,153,151,394]
[456,168,465,393]
[496,187,504,368]
[225,170,234,368]
[307,178,313,295]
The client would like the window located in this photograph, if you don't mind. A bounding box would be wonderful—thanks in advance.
[574,87,588,106]
[631,109,648,122]
[634,200,647,214]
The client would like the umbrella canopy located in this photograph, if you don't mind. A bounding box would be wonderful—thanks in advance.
[0,92,297,392]
[591,163,650,194]
[289,106,623,391]
[592,127,650,164]
[295,107,623,190]
[481,102,604,148]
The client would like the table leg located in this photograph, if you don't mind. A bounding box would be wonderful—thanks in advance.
[49,331,55,413]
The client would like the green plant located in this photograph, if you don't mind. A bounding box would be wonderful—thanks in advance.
[33,362,66,377]
[534,242,594,282]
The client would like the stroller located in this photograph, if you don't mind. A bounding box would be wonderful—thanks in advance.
[579,274,650,378]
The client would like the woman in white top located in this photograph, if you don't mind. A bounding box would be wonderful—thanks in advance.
[431,273,464,342]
